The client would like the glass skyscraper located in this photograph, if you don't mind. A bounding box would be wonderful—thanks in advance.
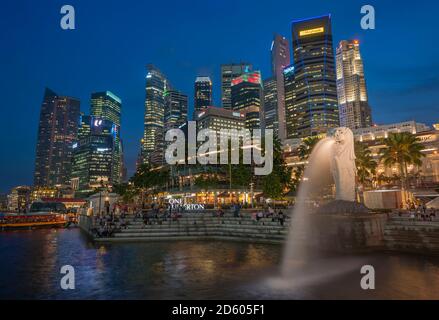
[71,116,117,197]
[290,15,339,138]
[283,65,296,139]
[142,64,168,165]
[271,34,291,141]
[164,89,188,131]
[194,77,212,113]
[221,62,252,109]
[263,77,278,135]
[91,91,123,184]
[34,88,80,187]
[231,71,263,130]
[336,40,372,129]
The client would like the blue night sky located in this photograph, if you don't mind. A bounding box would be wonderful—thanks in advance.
[0,0,438,193]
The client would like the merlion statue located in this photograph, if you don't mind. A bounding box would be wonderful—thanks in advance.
[328,127,356,202]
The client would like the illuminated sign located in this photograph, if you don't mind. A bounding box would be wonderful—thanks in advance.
[168,199,205,211]
[232,112,242,117]
[94,119,103,127]
[72,142,78,149]
[299,27,324,37]
[198,111,206,118]
[283,65,295,74]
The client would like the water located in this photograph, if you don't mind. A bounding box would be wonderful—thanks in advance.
[1,228,439,299]
[282,138,334,274]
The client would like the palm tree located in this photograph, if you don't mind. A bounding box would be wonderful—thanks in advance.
[380,132,425,189]
[297,136,321,161]
[355,141,377,187]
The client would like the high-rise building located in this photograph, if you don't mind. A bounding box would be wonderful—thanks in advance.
[71,116,119,196]
[7,186,31,212]
[91,91,123,184]
[221,63,252,109]
[263,77,278,134]
[336,40,372,129]
[194,77,212,113]
[142,64,168,165]
[91,91,121,126]
[290,15,339,138]
[34,88,80,187]
[196,106,245,133]
[231,71,263,130]
[165,89,188,131]
[283,65,296,139]
[271,34,291,141]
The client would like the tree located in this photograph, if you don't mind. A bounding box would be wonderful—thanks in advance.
[112,183,136,203]
[290,136,322,192]
[380,132,425,189]
[355,141,377,187]
[262,136,293,201]
[297,136,321,161]
[130,163,169,205]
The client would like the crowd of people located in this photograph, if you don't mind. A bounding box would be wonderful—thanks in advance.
[396,201,437,221]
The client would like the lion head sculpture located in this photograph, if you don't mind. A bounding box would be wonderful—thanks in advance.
[328,127,356,202]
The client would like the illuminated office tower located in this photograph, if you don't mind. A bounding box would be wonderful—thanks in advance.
[142,64,168,165]
[231,71,263,130]
[291,15,339,138]
[194,77,212,113]
[271,34,291,141]
[336,40,372,129]
[196,106,245,132]
[283,65,296,138]
[34,88,80,187]
[91,91,121,126]
[221,62,252,109]
[164,89,188,131]
[91,91,123,184]
[71,116,118,197]
[263,77,278,134]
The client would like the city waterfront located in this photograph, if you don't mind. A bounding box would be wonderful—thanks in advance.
[1,228,439,300]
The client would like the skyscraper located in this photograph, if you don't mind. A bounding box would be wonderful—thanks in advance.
[164,89,188,131]
[91,91,123,184]
[34,88,80,187]
[71,116,118,196]
[91,91,121,126]
[263,77,278,134]
[221,62,252,109]
[231,71,263,130]
[283,65,296,139]
[271,34,291,141]
[336,40,372,129]
[290,15,339,138]
[194,77,212,113]
[142,64,168,165]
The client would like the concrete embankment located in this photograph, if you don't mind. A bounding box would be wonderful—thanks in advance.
[384,217,439,255]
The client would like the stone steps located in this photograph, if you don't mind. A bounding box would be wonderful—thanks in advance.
[384,219,439,254]
[95,215,289,243]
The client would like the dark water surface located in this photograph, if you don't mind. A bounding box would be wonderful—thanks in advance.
[0,228,438,299]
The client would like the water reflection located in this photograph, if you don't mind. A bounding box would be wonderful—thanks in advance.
[0,229,438,299]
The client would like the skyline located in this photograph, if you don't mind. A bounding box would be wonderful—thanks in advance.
[1,0,439,192]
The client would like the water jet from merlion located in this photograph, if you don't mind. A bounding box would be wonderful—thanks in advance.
[276,127,370,287]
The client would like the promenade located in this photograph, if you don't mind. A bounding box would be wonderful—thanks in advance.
[80,211,290,244]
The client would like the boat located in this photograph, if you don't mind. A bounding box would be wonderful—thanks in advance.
[0,201,70,230]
